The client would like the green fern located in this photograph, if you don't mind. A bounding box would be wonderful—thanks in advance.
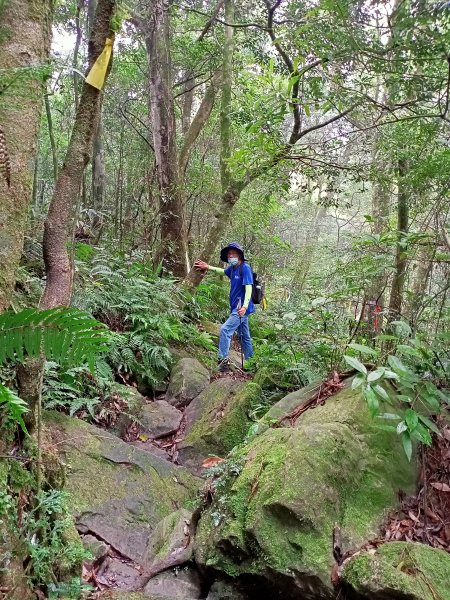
[0,306,109,372]
[0,384,29,432]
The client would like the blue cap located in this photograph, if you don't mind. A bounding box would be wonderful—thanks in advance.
[220,242,246,263]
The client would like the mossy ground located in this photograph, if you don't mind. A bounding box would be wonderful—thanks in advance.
[44,410,201,525]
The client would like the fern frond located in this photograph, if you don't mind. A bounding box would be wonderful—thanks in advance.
[0,383,29,432]
[0,307,109,371]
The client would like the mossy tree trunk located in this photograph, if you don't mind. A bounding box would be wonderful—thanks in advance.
[18,0,117,429]
[366,153,391,338]
[0,0,53,313]
[388,158,409,321]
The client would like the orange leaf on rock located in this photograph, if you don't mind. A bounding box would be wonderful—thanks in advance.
[201,456,225,469]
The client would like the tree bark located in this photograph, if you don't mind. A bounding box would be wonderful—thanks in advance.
[44,91,59,181]
[92,118,106,240]
[0,0,53,312]
[405,241,435,328]
[181,72,195,136]
[219,0,234,192]
[183,0,235,288]
[40,0,116,309]
[366,153,391,337]
[143,0,188,277]
[293,204,327,292]
[18,0,116,430]
[388,158,409,320]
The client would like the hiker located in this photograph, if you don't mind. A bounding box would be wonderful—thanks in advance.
[194,242,254,372]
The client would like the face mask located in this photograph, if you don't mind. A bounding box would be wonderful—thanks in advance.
[229,257,239,266]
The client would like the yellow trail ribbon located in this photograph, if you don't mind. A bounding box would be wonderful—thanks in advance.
[85,37,113,90]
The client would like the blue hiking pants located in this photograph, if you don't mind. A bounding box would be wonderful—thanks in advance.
[218,311,254,360]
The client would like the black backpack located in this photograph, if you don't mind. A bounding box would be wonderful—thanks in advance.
[240,264,264,305]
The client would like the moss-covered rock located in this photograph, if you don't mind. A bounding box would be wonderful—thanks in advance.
[177,379,262,469]
[44,411,202,565]
[166,358,210,408]
[194,385,417,599]
[342,541,450,599]
[143,508,193,568]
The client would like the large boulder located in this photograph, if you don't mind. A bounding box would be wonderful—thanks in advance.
[45,411,201,566]
[177,379,262,469]
[166,358,210,408]
[341,541,450,600]
[140,401,183,439]
[194,385,417,599]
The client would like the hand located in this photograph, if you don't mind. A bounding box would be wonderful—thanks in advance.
[237,306,247,317]
[194,260,209,271]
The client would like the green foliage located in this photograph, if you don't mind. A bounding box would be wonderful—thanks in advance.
[345,333,450,460]
[19,489,89,591]
[42,363,102,418]
[0,307,109,431]
[0,384,29,432]
[0,306,108,372]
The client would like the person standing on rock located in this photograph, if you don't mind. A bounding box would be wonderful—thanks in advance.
[194,242,254,372]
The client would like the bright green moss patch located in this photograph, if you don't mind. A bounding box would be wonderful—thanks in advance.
[181,380,262,461]
[343,541,450,600]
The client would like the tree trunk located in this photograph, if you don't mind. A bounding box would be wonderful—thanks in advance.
[293,204,327,292]
[388,158,409,320]
[366,155,391,337]
[92,118,106,240]
[40,0,116,309]
[219,0,234,192]
[184,0,236,288]
[405,240,435,329]
[143,0,188,277]
[0,0,53,313]
[44,90,59,181]
[181,72,195,136]
[18,0,116,429]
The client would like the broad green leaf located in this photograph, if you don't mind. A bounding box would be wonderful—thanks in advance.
[397,345,422,358]
[387,355,409,375]
[437,389,450,405]
[411,424,432,446]
[348,343,379,357]
[383,369,400,380]
[374,424,397,432]
[373,384,390,402]
[397,421,407,434]
[344,355,367,375]
[397,394,412,403]
[418,414,440,435]
[365,386,379,416]
[402,432,413,461]
[405,408,418,431]
[351,374,365,389]
[367,369,384,383]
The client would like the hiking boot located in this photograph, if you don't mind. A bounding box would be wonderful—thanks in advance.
[218,358,231,373]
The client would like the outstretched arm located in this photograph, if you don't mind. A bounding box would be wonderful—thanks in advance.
[194,260,225,275]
